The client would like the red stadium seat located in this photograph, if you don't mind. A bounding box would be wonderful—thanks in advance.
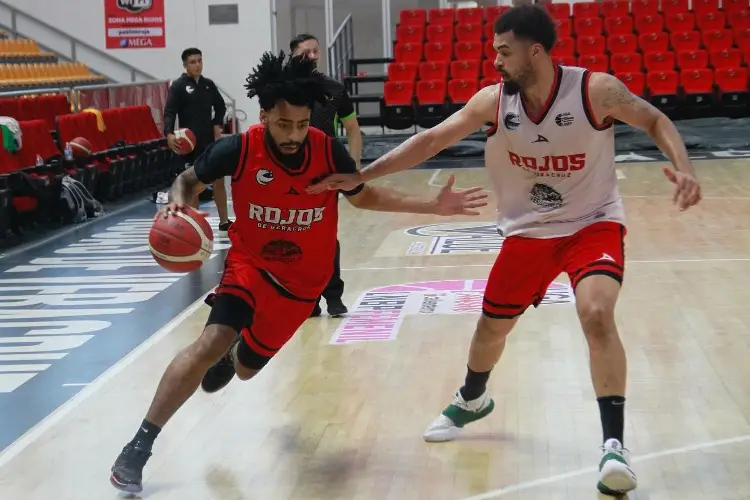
[455,23,484,42]
[484,6,509,25]
[725,0,750,15]
[639,32,669,52]
[396,25,425,44]
[573,2,600,18]
[661,0,689,15]
[605,16,634,36]
[635,14,664,34]
[601,0,630,18]
[546,3,571,20]
[715,66,748,111]
[729,10,750,32]
[484,41,497,59]
[448,78,479,107]
[553,55,577,66]
[680,68,715,107]
[578,54,609,72]
[482,60,499,78]
[552,37,576,57]
[696,12,727,33]
[394,43,423,63]
[416,79,447,127]
[575,17,603,37]
[480,77,500,88]
[692,0,720,16]
[456,7,483,25]
[665,13,695,33]
[670,31,701,51]
[616,71,646,96]
[383,81,415,130]
[710,48,743,69]
[426,24,454,44]
[644,51,676,71]
[419,61,449,81]
[632,0,660,16]
[735,28,750,50]
[577,36,606,55]
[555,18,573,36]
[388,62,418,81]
[424,42,453,62]
[611,52,643,73]
[677,50,708,70]
[702,30,734,51]
[400,9,427,26]
[607,34,638,54]
[428,8,455,25]
[450,60,481,79]
[646,70,679,109]
[454,41,483,61]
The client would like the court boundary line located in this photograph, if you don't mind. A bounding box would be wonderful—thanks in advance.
[0,291,212,470]
[460,434,750,499]
[342,258,750,272]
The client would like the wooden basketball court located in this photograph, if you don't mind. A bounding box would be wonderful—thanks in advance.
[0,159,749,500]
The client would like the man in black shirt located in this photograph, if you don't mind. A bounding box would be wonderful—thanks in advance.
[290,33,362,318]
[164,47,233,231]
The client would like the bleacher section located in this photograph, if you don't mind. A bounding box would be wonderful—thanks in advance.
[0,93,171,237]
[0,35,106,90]
[347,1,750,131]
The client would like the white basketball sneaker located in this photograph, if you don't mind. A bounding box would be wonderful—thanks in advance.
[597,438,637,495]
[423,390,495,442]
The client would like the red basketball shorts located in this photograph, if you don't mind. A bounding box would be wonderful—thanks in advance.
[207,253,317,363]
[482,221,626,319]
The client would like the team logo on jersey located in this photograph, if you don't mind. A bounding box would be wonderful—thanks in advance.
[531,134,549,143]
[529,183,563,210]
[508,152,587,178]
[249,203,325,232]
[504,112,520,131]
[261,240,303,263]
[555,112,574,127]
[256,169,274,186]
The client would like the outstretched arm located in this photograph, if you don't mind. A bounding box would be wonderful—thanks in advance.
[326,137,488,216]
[588,72,700,210]
[307,85,500,194]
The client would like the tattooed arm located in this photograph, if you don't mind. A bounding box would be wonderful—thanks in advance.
[588,72,701,210]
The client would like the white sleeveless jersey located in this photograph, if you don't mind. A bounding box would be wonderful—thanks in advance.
[484,65,625,239]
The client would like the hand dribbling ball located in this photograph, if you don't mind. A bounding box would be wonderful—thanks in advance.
[149,206,214,272]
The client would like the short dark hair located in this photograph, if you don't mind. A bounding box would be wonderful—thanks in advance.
[289,33,319,52]
[245,51,330,111]
[181,47,202,63]
[494,5,557,52]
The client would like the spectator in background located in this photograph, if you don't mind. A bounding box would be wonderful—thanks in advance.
[290,33,362,318]
[164,47,233,231]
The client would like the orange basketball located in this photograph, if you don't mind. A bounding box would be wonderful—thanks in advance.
[149,206,214,273]
[173,128,197,154]
[70,137,92,158]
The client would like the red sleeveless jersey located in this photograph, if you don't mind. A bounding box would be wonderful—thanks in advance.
[227,124,340,299]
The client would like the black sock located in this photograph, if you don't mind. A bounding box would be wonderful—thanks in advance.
[130,419,162,450]
[597,395,625,445]
[459,366,491,402]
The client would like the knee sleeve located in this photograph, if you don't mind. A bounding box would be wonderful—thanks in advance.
[205,293,254,334]
[236,335,273,370]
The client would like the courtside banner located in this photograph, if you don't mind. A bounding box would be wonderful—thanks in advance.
[105,0,166,49]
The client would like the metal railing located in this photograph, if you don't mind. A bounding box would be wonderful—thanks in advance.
[327,14,354,83]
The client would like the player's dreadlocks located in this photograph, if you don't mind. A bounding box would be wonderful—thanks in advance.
[245,51,330,111]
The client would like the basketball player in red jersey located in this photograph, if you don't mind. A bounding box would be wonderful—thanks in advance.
[109,52,488,494]
[309,5,701,496]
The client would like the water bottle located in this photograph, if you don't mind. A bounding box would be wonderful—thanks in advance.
[64,142,73,161]
[35,154,44,167]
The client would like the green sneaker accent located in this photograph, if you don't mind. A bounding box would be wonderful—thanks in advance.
[596,481,620,496]
[441,398,495,428]
[599,451,627,470]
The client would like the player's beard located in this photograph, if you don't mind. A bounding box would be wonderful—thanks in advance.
[499,62,534,96]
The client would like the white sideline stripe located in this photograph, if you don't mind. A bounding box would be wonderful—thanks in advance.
[0,291,212,470]
[461,434,750,499]
[427,169,442,187]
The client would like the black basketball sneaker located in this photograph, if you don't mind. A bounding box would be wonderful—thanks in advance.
[110,443,152,493]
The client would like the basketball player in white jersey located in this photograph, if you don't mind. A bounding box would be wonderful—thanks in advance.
[308,4,700,496]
